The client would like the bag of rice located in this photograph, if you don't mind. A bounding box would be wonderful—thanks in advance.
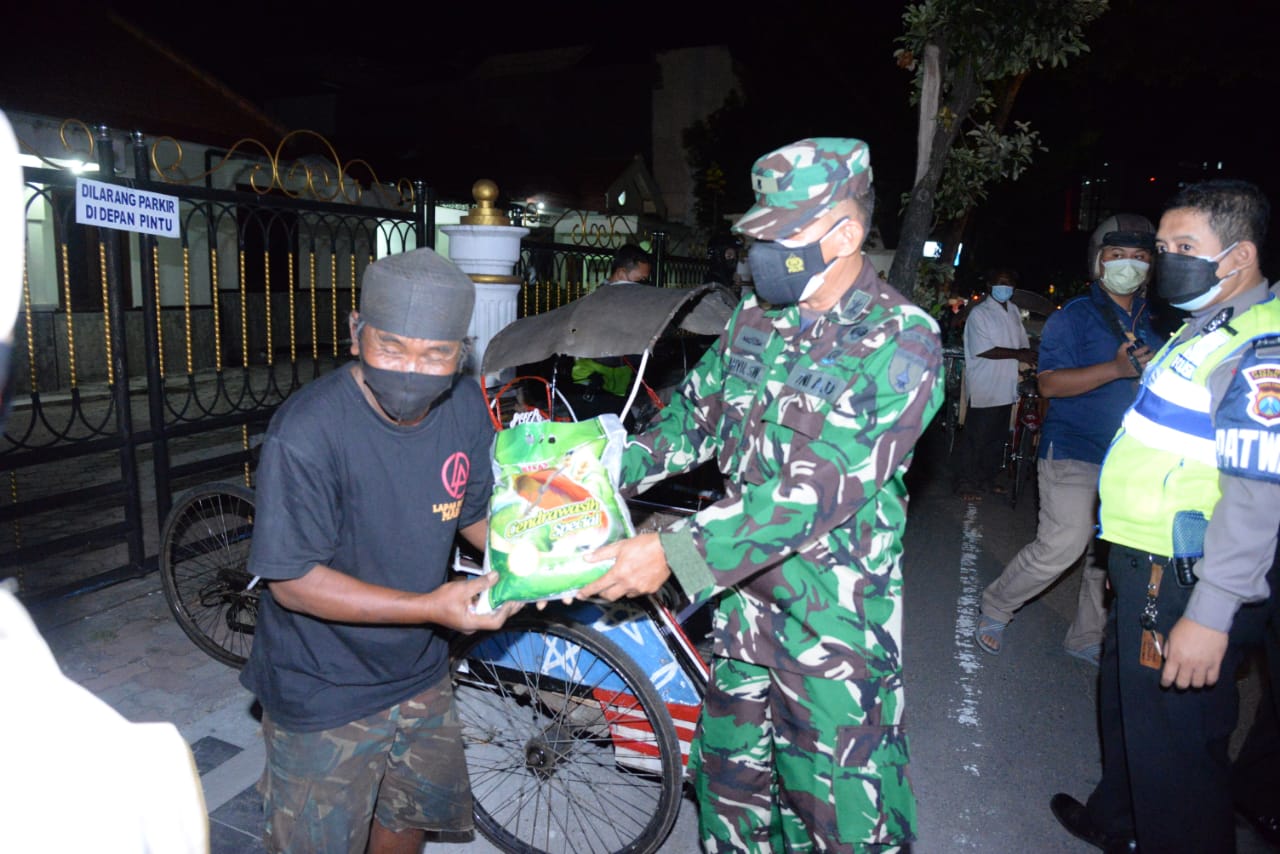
[476,414,634,613]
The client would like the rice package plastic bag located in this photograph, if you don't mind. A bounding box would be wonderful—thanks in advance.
[476,414,634,613]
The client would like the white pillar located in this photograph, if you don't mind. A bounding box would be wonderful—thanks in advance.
[469,282,522,384]
[440,223,529,385]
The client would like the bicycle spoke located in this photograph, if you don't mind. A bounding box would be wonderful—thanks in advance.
[455,617,682,853]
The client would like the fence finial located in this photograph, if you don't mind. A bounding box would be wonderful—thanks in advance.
[461,179,511,226]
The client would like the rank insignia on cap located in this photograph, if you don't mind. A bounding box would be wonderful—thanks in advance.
[785,254,805,274]
[754,175,780,194]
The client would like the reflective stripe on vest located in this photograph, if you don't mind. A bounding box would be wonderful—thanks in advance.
[1118,328,1232,467]
[1099,297,1280,556]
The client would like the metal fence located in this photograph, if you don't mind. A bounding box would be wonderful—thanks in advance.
[2,121,711,601]
[3,125,424,599]
[515,233,710,317]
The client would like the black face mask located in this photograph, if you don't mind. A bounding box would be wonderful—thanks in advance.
[361,361,455,424]
[1154,243,1237,311]
[746,218,846,306]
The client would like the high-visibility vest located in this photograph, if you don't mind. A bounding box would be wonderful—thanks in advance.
[1098,297,1280,557]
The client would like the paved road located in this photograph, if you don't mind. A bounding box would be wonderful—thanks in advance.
[26,417,1275,852]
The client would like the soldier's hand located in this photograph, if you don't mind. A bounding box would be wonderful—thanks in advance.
[429,573,521,634]
[1161,616,1229,689]
[578,533,672,601]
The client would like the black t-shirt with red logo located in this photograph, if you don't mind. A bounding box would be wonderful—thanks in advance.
[240,364,494,732]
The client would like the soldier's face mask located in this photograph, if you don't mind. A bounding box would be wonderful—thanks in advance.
[1156,242,1239,311]
[747,218,848,306]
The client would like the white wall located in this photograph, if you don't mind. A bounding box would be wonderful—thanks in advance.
[652,47,739,228]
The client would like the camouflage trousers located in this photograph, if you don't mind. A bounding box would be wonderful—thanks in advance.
[258,678,472,854]
[688,658,916,853]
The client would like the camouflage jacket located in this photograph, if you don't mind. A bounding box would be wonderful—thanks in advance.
[621,260,943,680]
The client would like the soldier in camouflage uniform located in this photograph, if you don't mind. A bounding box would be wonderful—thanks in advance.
[583,138,943,852]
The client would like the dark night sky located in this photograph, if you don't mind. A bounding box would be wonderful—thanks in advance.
[51,1,1280,289]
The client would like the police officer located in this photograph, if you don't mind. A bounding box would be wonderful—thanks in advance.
[1051,179,1280,852]
[580,138,943,851]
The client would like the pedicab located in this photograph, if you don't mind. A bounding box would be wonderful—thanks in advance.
[452,281,736,854]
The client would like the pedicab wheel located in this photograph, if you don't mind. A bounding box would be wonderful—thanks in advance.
[160,482,258,668]
[451,612,683,854]
[1010,426,1037,509]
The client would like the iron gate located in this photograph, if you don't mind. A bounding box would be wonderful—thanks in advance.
[2,121,713,601]
[3,124,425,600]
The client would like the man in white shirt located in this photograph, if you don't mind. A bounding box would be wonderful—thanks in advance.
[956,269,1037,500]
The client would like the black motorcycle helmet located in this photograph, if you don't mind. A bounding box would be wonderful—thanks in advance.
[706,234,743,286]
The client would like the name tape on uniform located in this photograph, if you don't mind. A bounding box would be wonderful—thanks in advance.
[75,177,180,239]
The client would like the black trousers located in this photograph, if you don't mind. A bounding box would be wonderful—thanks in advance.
[1086,544,1280,853]
[1230,598,1280,817]
[955,403,1010,490]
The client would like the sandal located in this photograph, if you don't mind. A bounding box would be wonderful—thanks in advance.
[975,615,1007,655]
[1065,643,1102,667]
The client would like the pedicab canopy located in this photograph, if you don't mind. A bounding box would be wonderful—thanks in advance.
[480,282,738,375]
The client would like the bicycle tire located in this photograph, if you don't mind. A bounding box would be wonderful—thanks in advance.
[945,398,961,456]
[1011,425,1037,509]
[159,482,257,668]
[451,612,683,854]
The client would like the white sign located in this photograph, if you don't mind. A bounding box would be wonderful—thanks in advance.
[75,177,180,239]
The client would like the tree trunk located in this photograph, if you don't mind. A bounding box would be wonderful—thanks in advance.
[889,59,980,297]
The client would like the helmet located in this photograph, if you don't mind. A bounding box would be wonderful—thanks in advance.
[707,233,742,261]
[1088,213,1156,280]
[706,234,743,286]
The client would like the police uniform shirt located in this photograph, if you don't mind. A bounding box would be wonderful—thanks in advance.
[1182,281,1280,632]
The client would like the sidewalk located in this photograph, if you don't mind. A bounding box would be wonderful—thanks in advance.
[30,575,269,853]
[27,573,702,854]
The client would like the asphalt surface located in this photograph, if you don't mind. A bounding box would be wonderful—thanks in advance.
[23,417,1277,852]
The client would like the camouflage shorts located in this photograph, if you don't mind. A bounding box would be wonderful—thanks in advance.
[259,679,472,854]
[689,658,915,853]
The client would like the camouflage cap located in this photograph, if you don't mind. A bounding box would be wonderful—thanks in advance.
[733,138,873,241]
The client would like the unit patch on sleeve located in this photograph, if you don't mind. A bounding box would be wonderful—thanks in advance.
[1241,363,1280,426]
[887,350,929,393]
[1215,349,1280,481]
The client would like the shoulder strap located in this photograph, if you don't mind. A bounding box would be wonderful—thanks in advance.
[1088,287,1135,347]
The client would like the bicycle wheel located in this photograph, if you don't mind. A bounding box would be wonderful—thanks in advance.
[942,353,963,455]
[160,482,258,668]
[1011,425,1037,509]
[451,613,683,854]
[944,397,961,455]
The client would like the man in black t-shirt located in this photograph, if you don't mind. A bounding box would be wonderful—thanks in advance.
[240,247,520,854]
